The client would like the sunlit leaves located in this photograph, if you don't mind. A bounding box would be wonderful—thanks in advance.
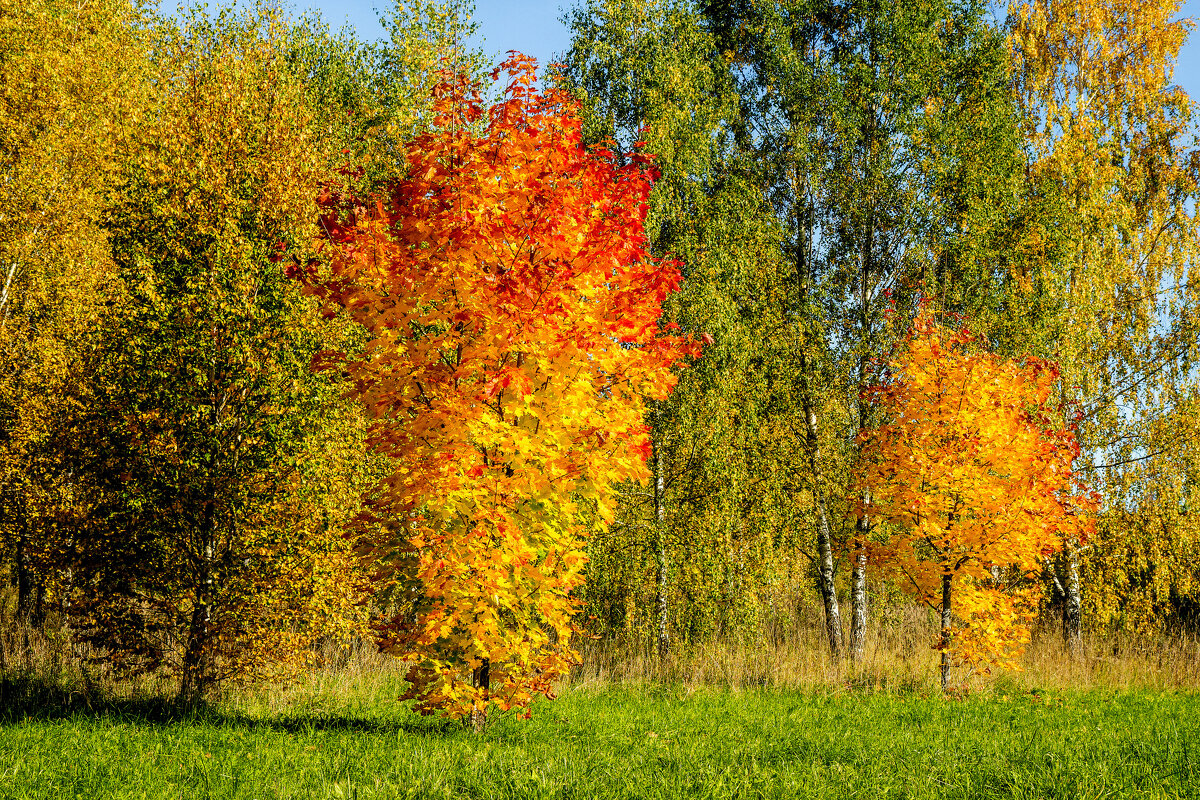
[0,0,149,623]
[303,55,693,719]
[1008,0,1200,635]
[855,308,1098,673]
[66,3,371,702]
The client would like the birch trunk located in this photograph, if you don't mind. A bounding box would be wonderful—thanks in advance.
[0,259,17,324]
[850,104,876,666]
[789,138,841,656]
[798,346,842,656]
[1062,541,1083,660]
[814,495,842,656]
[653,438,669,660]
[849,512,868,663]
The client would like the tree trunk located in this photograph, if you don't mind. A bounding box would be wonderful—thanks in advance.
[179,602,209,707]
[15,528,33,625]
[789,142,841,657]
[15,527,33,667]
[179,500,216,707]
[653,438,669,660]
[1062,541,1083,660]
[849,511,868,663]
[0,258,19,324]
[850,130,875,666]
[814,497,842,656]
[800,376,843,657]
[939,572,952,692]
[470,658,490,733]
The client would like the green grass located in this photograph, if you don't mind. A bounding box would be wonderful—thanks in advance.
[2,678,1198,799]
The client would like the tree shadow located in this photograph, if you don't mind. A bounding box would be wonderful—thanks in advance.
[0,673,180,724]
[0,673,462,737]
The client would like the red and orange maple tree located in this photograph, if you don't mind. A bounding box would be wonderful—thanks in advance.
[854,308,1098,689]
[298,55,694,720]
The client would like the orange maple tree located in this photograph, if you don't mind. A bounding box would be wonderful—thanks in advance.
[298,55,694,720]
[854,308,1098,688]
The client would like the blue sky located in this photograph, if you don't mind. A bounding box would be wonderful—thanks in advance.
[160,0,1200,116]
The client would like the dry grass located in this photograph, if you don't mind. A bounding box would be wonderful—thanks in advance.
[572,600,1200,695]
[231,636,409,718]
[3,590,1198,712]
[1020,622,1200,691]
[0,612,180,711]
[0,592,407,713]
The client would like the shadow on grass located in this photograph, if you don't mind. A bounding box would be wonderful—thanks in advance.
[0,673,462,737]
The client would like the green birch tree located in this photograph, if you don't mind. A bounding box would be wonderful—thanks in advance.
[559,0,792,656]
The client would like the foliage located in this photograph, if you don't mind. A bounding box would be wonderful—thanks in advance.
[557,0,792,651]
[1081,462,1200,634]
[855,309,1099,675]
[282,0,490,195]
[562,0,1034,657]
[1008,0,1200,634]
[301,55,694,719]
[0,0,150,624]
[2,0,1200,702]
[61,3,371,703]
[374,0,489,137]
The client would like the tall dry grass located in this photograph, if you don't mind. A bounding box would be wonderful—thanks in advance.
[572,600,1200,695]
[0,584,406,713]
[3,587,1197,714]
[231,636,409,718]
[0,609,182,713]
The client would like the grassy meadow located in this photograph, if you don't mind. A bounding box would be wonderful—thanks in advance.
[3,680,1198,799]
[2,624,1199,800]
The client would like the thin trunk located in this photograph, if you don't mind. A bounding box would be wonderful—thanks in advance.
[15,528,32,624]
[1,259,19,325]
[788,123,842,656]
[721,520,734,636]
[470,658,490,733]
[797,306,842,654]
[849,507,868,663]
[653,437,669,660]
[813,494,842,656]
[1062,541,1083,660]
[850,73,877,666]
[179,500,216,706]
[803,387,843,656]
[15,528,33,666]
[940,572,952,692]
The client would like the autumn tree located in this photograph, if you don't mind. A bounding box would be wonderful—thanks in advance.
[855,310,1098,689]
[301,55,693,726]
[64,4,370,704]
[1007,0,1200,650]
[373,0,489,140]
[0,0,149,637]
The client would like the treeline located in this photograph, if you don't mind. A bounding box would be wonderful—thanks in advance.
[557,0,1200,660]
[1,0,1198,715]
[0,0,488,704]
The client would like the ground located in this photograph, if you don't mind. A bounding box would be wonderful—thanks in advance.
[2,675,1197,799]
